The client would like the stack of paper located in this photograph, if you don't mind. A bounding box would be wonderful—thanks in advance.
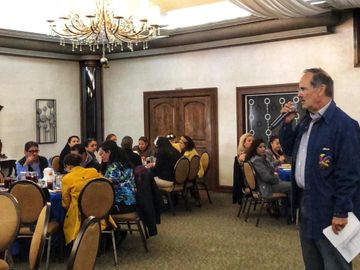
[323,212,360,262]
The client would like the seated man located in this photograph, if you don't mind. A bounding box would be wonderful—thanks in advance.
[121,136,142,167]
[16,141,49,180]
[61,153,102,245]
[70,144,101,172]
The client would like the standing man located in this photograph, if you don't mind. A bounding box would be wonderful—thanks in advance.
[279,68,360,270]
[16,141,49,180]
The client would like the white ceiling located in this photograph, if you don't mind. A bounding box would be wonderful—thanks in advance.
[0,0,251,34]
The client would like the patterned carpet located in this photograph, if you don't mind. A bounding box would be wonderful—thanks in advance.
[13,192,360,270]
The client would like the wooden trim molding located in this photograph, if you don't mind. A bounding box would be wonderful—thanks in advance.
[0,12,340,60]
[354,9,360,67]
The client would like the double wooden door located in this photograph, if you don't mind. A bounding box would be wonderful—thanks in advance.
[144,88,218,189]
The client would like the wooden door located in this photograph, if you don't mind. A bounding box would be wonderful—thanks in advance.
[144,88,218,189]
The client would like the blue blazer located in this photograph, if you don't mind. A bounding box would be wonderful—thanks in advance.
[280,101,360,240]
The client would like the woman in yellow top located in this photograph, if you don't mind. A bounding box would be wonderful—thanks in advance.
[61,153,102,245]
[166,133,181,152]
[179,135,204,178]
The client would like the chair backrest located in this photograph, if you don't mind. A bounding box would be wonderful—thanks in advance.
[174,156,190,185]
[9,180,46,224]
[243,162,257,190]
[0,193,20,252]
[67,216,100,270]
[0,170,4,183]
[51,155,60,173]
[188,155,200,182]
[78,178,115,220]
[29,203,50,270]
[200,152,210,176]
[0,159,16,177]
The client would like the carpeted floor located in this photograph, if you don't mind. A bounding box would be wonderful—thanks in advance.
[13,192,360,269]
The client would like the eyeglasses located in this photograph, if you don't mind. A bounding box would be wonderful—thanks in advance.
[28,149,39,153]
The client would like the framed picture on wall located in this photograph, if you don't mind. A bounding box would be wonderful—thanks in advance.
[236,83,305,144]
[36,99,57,144]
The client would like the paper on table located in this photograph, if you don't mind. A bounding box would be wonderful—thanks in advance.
[323,212,360,263]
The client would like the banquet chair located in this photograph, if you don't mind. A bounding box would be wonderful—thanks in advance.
[0,193,20,270]
[0,159,16,177]
[111,211,149,253]
[157,156,190,215]
[78,178,118,266]
[29,203,50,270]
[0,170,4,183]
[196,152,212,204]
[50,156,60,173]
[237,186,252,218]
[67,216,100,270]
[9,180,60,270]
[187,155,201,207]
[243,162,287,227]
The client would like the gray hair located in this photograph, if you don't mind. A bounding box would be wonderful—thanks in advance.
[304,68,333,98]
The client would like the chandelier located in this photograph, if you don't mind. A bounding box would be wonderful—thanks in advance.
[47,0,162,64]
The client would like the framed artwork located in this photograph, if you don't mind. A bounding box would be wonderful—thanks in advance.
[236,83,306,144]
[36,99,57,144]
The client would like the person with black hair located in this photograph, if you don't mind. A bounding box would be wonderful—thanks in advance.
[84,138,101,163]
[148,137,182,188]
[59,135,80,174]
[99,140,136,214]
[61,153,102,245]
[166,133,181,152]
[16,141,49,180]
[132,136,155,161]
[70,143,101,172]
[265,135,287,169]
[121,136,142,167]
[179,135,204,177]
[245,139,290,199]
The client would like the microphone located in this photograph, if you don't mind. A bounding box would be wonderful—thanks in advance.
[269,103,297,130]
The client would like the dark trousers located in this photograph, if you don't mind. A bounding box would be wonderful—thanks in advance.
[299,192,351,270]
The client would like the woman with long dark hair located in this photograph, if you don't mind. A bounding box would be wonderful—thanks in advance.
[245,138,290,199]
[265,135,287,168]
[149,137,182,188]
[99,140,136,213]
[59,135,80,174]
[179,135,204,177]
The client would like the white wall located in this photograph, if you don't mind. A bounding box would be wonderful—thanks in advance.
[1,15,358,186]
[104,14,360,186]
[0,56,80,160]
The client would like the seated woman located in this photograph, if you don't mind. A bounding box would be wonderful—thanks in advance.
[132,136,155,162]
[99,140,137,214]
[70,144,101,172]
[149,137,182,188]
[245,139,290,199]
[59,135,80,174]
[179,135,204,177]
[121,136,142,168]
[105,133,117,142]
[61,153,102,245]
[84,138,102,163]
[166,133,181,152]
[265,135,287,169]
[237,133,254,165]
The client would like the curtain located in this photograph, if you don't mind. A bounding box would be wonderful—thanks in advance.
[327,0,360,9]
[230,0,329,18]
